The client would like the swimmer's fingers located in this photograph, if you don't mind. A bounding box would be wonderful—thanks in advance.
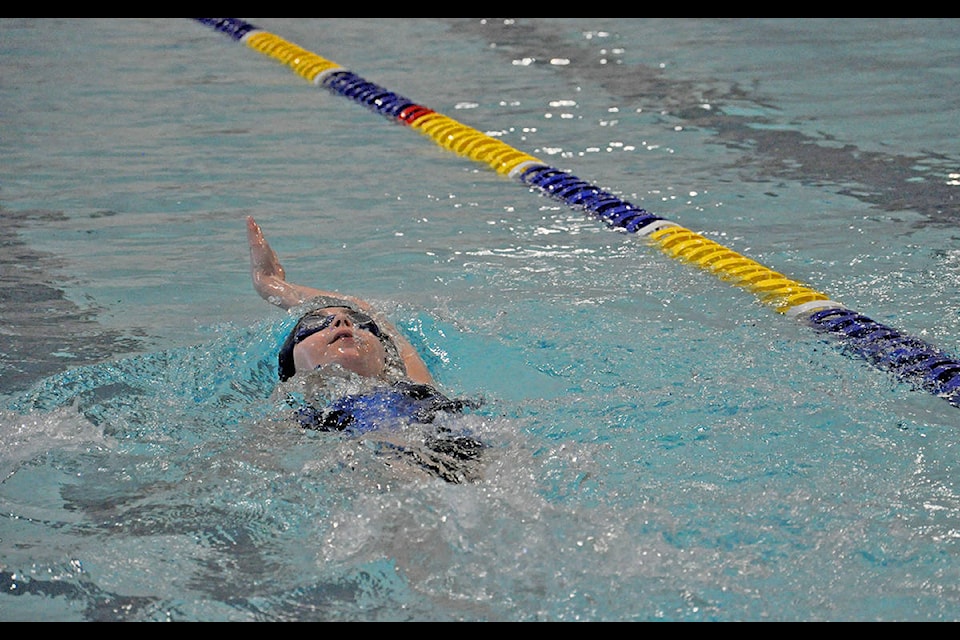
[247,216,286,280]
[246,216,269,255]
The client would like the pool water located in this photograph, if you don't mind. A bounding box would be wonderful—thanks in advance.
[1,18,960,621]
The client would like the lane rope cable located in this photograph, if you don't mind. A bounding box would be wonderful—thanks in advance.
[192,18,960,409]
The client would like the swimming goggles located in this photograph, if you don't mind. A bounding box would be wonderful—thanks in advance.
[293,308,384,345]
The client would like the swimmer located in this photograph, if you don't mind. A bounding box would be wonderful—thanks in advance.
[247,216,483,482]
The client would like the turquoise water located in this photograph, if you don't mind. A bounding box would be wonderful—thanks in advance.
[1,18,960,621]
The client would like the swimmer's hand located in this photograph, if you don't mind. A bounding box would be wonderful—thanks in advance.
[247,215,286,284]
[247,216,341,310]
[247,215,311,309]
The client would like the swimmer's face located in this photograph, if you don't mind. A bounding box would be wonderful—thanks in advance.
[291,307,387,379]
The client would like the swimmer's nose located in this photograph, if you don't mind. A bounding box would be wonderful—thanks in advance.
[331,311,353,328]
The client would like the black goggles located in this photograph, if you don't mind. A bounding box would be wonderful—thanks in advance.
[292,308,384,345]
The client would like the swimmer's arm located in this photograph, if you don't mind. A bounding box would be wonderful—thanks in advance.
[248,216,385,311]
[247,215,333,309]
[388,332,434,385]
[247,216,434,384]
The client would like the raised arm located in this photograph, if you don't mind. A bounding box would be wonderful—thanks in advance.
[247,216,433,384]
[247,215,327,309]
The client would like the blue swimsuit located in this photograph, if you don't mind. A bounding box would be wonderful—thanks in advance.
[294,381,484,482]
[296,381,477,433]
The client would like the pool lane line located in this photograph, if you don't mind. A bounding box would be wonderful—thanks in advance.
[192,18,960,409]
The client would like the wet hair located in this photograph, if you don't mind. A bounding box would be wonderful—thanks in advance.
[277,295,406,382]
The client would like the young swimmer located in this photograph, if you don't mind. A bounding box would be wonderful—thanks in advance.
[247,216,483,482]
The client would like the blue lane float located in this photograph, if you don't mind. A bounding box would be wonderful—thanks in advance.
[192,18,960,409]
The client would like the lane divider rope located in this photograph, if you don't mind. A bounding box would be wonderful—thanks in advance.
[192,18,960,409]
